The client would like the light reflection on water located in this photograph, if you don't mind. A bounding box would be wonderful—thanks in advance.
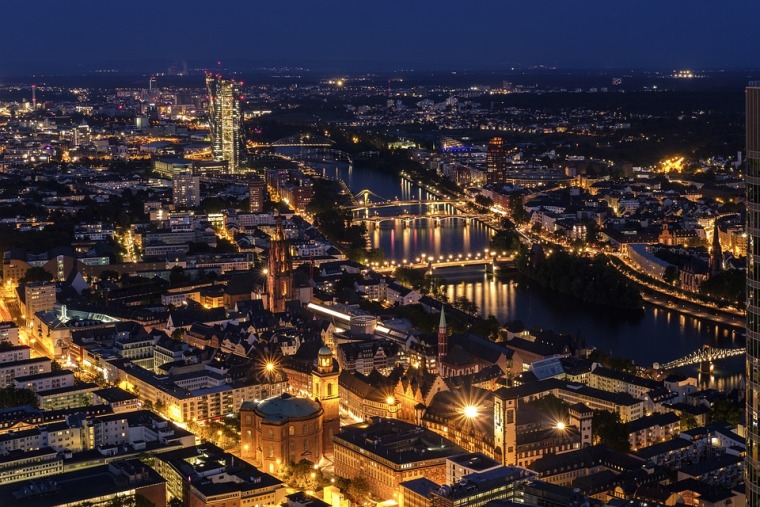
[310,160,745,391]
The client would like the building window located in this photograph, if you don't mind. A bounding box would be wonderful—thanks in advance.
[289,426,295,436]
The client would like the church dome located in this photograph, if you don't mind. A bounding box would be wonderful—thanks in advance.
[255,393,323,423]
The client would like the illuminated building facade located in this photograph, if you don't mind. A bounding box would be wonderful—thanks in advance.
[486,136,507,186]
[172,172,200,209]
[747,82,760,505]
[267,216,293,313]
[249,177,266,213]
[206,73,246,172]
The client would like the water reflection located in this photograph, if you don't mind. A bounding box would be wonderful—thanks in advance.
[310,159,745,390]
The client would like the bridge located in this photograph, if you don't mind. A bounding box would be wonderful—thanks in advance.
[270,134,335,147]
[656,345,745,370]
[353,213,484,227]
[370,255,514,274]
[347,199,466,212]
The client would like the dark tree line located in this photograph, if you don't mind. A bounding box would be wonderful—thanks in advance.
[518,249,643,311]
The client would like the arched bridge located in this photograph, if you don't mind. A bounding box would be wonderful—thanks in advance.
[353,213,483,227]
[657,345,745,370]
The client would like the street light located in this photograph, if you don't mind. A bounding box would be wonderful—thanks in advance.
[463,405,478,418]
[555,421,566,431]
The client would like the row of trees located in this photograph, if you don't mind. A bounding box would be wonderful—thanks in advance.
[518,249,643,311]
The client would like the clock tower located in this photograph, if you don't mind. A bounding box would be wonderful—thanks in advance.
[312,345,340,455]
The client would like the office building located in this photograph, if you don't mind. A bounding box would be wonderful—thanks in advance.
[486,136,507,186]
[746,81,760,505]
[22,282,56,325]
[172,171,200,209]
[0,460,166,507]
[249,177,266,213]
[155,444,285,507]
[206,73,247,172]
[334,418,466,500]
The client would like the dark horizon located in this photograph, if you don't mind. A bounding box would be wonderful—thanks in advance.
[2,0,759,76]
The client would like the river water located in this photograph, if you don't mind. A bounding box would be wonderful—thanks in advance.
[303,157,744,388]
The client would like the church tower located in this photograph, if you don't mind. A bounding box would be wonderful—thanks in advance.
[437,307,447,376]
[709,221,723,277]
[493,390,517,466]
[267,214,293,313]
[312,346,340,455]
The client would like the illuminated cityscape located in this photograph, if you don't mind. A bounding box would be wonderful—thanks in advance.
[0,2,757,506]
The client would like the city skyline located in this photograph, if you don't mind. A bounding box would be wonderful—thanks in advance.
[1,0,760,74]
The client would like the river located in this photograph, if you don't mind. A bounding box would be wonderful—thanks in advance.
[294,154,744,389]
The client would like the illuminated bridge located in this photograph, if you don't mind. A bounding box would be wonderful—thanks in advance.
[657,345,745,370]
[270,134,335,147]
[347,199,465,212]
[352,213,484,227]
[370,255,514,274]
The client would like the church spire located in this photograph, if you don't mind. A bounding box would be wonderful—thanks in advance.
[437,307,447,375]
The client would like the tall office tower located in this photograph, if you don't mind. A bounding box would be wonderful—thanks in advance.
[248,177,266,213]
[206,73,247,172]
[486,136,508,185]
[173,172,200,209]
[747,82,760,506]
[267,215,293,313]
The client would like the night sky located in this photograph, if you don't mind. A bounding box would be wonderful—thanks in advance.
[2,0,759,73]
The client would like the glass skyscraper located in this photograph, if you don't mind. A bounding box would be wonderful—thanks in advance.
[206,73,246,172]
[747,82,760,505]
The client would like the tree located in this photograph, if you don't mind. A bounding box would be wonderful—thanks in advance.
[663,265,680,286]
[680,413,698,431]
[282,460,324,491]
[592,410,630,452]
[335,476,370,505]
[394,267,426,290]
[99,270,120,282]
[708,398,741,426]
[0,386,38,409]
[452,295,478,315]
[169,266,189,285]
[346,477,370,504]
[51,360,62,371]
[170,328,185,342]
[700,269,745,306]
[475,195,494,209]
[19,266,53,284]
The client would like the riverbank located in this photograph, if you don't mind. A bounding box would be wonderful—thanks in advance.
[608,255,745,326]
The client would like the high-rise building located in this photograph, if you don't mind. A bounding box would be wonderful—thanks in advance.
[172,172,200,209]
[267,215,293,313]
[486,136,508,186]
[23,282,56,325]
[248,177,266,213]
[206,73,246,172]
[747,82,760,506]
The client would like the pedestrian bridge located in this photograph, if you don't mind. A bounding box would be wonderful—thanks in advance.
[656,345,745,370]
